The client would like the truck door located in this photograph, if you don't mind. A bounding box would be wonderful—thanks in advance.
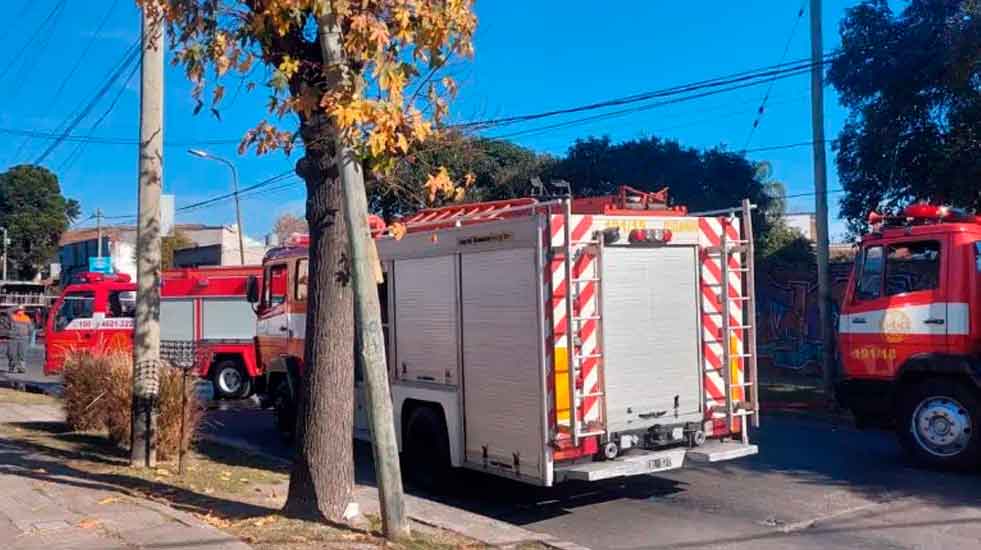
[256,262,290,367]
[45,288,97,373]
[841,238,947,378]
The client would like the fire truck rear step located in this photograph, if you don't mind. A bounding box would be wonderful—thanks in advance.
[554,448,688,482]
[686,440,758,463]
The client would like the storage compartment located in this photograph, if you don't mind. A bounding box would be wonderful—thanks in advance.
[394,256,459,385]
[601,245,702,433]
[461,248,546,483]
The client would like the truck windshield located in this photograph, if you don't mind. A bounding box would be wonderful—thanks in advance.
[55,291,95,331]
[856,246,884,300]
[885,241,940,295]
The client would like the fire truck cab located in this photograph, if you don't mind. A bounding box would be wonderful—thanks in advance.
[254,188,761,486]
[45,267,262,400]
[837,204,981,469]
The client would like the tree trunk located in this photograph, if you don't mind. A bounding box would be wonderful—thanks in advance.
[283,127,355,521]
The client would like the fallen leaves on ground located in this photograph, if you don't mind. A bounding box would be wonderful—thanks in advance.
[78,518,101,530]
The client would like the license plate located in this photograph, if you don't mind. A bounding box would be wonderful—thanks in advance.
[648,456,673,470]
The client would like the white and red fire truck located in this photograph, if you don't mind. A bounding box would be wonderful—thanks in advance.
[837,204,981,469]
[251,188,760,486]
[45,266,262,399]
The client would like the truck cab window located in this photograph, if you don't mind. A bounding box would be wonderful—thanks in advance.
[885,241,940,295]
[856,246,884,301]
[108,290,136,318]
[975,242,981,273]
[56,291,95,331]
[296,259,308,301]
[265,264,288,307]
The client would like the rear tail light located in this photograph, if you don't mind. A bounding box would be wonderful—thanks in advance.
[627,228,673,244]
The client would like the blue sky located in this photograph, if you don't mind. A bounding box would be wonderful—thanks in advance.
[3,1,866,241]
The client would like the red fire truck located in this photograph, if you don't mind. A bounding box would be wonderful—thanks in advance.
[837,204,981,469]
[45,266,262,399]
[250,188,761,486]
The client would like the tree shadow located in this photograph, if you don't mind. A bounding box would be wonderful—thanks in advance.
[0,429,274,523]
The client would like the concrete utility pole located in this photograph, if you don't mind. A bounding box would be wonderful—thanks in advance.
[187,149,246,265]
[317,9,409,541]
[1,227,8,280]
[810,0,835,397]
[95,208,104,258]
[131,5,164,468]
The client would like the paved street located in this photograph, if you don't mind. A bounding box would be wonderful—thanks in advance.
[7,349,981,549]
[0,343,58,394]
[205,406,981,550]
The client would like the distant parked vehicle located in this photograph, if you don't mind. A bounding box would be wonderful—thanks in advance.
[837,204,981,469]
[44,267,263,400]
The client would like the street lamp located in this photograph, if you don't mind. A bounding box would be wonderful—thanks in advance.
[188,149,246,265]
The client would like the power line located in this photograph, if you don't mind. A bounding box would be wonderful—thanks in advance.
[487,68,814,141]
[34,40,141,164]
[59,61,141,172]
[456,53,836,132]
[48,0,121,108]
[9,0,67,97]
[743,1,807,150]
[0,0,66,83]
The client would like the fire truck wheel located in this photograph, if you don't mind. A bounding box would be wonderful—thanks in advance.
[898,379,981,470]
[211,360,251,400]
[403,406,451,491]
[273,377,297,442]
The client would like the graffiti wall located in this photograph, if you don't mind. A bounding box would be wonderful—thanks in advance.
[756,260,854,373]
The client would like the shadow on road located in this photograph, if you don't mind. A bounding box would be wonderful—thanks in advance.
[199,407,688,526]
[718,414,981,509]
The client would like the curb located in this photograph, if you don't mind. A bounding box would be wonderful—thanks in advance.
[0,377,62,397]
[199,432,592,550]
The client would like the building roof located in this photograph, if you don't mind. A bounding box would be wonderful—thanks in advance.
[59,224,228,246]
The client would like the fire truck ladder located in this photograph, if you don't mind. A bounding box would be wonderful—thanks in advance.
[703,199,760,444]
[561,199,607,447]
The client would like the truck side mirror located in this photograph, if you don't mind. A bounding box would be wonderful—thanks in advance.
[246,275,260,304]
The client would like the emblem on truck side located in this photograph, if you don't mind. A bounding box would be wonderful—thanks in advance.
[882,309,911,344]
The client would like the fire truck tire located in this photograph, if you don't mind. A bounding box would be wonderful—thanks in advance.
[897,379,981,470]
[273,377,297,442]
[403,406,452,491]
[211,360,251,400]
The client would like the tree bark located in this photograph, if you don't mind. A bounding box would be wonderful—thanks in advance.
[282,125,355,521]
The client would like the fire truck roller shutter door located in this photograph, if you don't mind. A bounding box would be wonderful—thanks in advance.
[394,256,459,386]
[602,245,703,433]
[461,247,546,483]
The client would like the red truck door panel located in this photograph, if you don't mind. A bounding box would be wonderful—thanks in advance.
[840,237,950,378]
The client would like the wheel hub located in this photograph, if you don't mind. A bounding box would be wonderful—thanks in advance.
[219,368,242,394]
[911,397,972,457]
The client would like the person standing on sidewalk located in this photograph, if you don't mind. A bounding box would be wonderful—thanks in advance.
[6,306,32,374]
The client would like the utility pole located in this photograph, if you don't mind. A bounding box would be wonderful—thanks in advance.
[131,4,164,469]
[187,149,246,265]
[1,227,8,280]
[317,9,409,541]
[810,0,835,397]
[95,209,104,258]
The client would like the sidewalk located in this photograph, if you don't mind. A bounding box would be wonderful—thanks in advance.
[0,402,252,550]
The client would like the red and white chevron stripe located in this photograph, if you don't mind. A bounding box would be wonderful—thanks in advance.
[699,217,746,436]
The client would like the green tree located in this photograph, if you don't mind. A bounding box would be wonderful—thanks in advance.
[828,0,981,234]
[0,165,79,279]
[371,132,554,217]
[160,231,193,269]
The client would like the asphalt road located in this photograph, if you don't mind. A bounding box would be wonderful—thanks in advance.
[204,405,981,550]
[7,348,981,549]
